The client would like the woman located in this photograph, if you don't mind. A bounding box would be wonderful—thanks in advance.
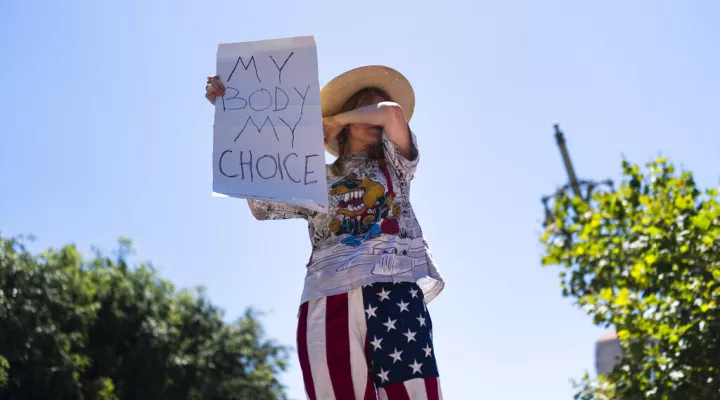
[206,65,445,400]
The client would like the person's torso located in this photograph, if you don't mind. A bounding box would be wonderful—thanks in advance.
[300,155,440,303]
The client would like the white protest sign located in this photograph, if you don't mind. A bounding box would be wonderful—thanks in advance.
[212,36,328,213]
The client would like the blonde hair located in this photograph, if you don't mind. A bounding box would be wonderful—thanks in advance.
[330,87,391,176]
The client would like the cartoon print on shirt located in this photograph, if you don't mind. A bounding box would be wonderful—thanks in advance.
[328,170,401,247]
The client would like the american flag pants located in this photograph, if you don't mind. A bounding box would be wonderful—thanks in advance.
[297,282,443,400]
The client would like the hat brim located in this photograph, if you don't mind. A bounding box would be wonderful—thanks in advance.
[320,65,415,157]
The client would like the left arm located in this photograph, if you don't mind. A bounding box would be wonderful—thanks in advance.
[331,102,415,160]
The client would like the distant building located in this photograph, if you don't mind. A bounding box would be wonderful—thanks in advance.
[595,331,622,375]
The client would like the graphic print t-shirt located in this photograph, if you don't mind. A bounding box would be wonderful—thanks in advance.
[249,132,445,305]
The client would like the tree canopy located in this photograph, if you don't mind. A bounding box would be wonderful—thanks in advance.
[541,157,720,399]
[0,236,289,400]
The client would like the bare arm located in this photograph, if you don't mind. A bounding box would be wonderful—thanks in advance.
[246,198,313,221]
[330,102,414,160]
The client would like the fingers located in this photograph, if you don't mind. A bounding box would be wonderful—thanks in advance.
[205,75,225,104]
[205,79,225,96]
[207,76,225,91]
[211,80,226,96]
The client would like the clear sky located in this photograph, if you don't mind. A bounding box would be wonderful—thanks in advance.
[1,1,719,398]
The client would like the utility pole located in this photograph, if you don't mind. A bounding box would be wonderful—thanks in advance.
[542,124,620,377]
[554,124,582,198]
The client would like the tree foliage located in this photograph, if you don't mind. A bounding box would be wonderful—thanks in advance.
[541,158,720,399]
[0,236,289,400]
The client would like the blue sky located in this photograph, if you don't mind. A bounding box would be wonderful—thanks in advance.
[1,1,719,398]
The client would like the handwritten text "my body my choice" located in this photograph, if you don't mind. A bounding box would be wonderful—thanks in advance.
[218,52,320,186]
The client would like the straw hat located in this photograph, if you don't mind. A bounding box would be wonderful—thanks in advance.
[320,65,415,157]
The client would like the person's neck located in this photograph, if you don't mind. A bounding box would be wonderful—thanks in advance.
[346,141,369,156]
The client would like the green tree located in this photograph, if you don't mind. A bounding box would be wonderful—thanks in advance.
[541,158,720,399]
[0,236,289,400]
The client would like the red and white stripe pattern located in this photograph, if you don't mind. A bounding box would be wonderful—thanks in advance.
[297,286,443,400]
[378,378,444,400]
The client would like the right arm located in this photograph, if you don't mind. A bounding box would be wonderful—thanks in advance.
[247,199,312,221]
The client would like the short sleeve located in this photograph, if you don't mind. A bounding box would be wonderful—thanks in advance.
[382,129,420,182]
[248,199,312,221]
